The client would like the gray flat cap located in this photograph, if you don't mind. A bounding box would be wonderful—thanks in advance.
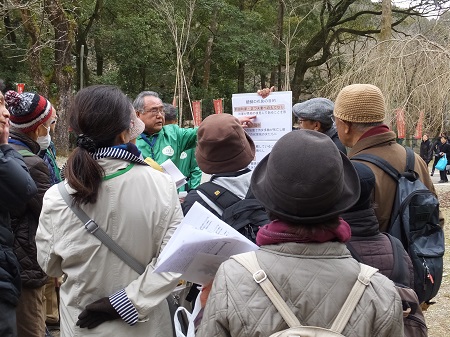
[292,98,334,127]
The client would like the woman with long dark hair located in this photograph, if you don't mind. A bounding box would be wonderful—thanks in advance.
[36,85,182,336]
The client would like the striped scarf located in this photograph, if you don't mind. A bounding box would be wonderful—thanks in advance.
[91,143,147,165]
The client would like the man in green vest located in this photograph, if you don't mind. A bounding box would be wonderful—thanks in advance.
[163,103,202,191]
[134,91,255,168]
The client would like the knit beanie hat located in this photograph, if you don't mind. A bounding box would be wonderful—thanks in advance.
[196,113,255,174]
[292,98,334,128]
[5,90,52,132]
[334,84,385,123]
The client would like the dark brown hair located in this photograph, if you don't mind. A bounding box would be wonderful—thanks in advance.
[65,85,131,205]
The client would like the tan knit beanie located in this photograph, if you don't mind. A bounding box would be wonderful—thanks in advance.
[334,84,385,123]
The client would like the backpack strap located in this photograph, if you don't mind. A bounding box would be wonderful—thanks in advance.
[346,241,363,262]
[232,251,378,334]
[351,153,400,181]
[352,147,419,182]
[18,149,35,157]
[329,263,378,332]
[231,251,301,327]
[196,182,241,216]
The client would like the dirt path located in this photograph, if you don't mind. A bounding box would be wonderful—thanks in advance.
[423,187,450,337]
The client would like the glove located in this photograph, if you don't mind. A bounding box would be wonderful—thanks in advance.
[76,297,121,329]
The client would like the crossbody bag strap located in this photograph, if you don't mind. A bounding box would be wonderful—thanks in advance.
[231,251,301,327]
[57,181,145,275]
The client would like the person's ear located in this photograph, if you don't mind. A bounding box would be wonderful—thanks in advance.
[343,121,352,134]
[314,121,321,131]
[116,129,131,145]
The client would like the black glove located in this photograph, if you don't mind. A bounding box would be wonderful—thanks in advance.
[76,297,121,329]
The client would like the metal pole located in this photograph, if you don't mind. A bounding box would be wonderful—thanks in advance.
[80,45,85,89]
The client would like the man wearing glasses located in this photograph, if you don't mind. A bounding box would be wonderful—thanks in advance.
[133,91,255,167]
[133,91,197,165]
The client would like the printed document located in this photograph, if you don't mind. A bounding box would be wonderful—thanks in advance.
[154,202,259,284]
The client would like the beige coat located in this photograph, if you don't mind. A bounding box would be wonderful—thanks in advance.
[349,131,443,232]
[197,242,404,337]
[36,158,183,337]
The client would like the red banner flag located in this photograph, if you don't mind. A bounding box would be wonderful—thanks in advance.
[213,98,223,114]
[16,83,25,94]
[396,108,406,139]
[192,100,202,126]
[414,111,424,139]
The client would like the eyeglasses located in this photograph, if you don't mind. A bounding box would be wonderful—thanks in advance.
[141,107,165,117]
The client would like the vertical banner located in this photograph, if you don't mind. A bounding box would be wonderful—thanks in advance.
[395,108,406,139]
[213,98,223,114]
[192,100,202,126]
[16,83,25,93]
[414,111,424,139]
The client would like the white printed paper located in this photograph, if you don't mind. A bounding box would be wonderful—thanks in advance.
[160,159,187,188]
[232,91,292,141]
[248,141,277,170]
[155,202,258,285]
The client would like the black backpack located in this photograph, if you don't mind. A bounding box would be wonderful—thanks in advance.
[347,234,428,337]
[196,182,269,243]
[352,147,444,304]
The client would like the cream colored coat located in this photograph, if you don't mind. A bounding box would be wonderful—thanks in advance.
[197,242,404,337]
[37,158,183,337]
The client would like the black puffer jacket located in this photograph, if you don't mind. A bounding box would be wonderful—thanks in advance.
[8,129,50,288]
[342,208,414,288]
[0,144,37,304]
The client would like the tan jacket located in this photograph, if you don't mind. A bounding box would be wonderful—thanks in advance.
[197,242,403,337]
[37,158,183,337]
[349,131,443,232]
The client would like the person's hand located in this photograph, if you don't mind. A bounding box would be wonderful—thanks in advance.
[257,86,275,99]
[200,281,213,308]
[76,297,120,329]
[238,115,256,128]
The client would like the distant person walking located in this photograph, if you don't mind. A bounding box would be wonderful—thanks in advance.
[419,134,433,168]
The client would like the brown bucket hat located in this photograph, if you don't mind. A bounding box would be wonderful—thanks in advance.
[251,130,360,224]
[195,114,255,174]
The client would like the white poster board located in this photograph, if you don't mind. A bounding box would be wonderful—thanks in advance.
[232,91,292,142]
[248,141,276,171]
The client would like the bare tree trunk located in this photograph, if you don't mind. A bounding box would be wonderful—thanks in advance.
[276,0,284,90]
[95,37,104,76]
[380,0,392,42]
[237,61,245,93]
[18,8,47,95]
[202,8,218,90]
[45,0,74,156]
[261,73,267,89]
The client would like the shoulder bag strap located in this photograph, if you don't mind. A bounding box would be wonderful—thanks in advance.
[329,263,378,333]
[231,251,301,328]
[196,181,241,216]
[57,181,145,275]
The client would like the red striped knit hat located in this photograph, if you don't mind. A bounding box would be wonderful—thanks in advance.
[5,90,52,132]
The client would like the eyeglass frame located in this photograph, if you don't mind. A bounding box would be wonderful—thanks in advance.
[139,107,165,117]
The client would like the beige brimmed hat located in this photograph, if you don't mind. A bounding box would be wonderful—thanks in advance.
[334,84,385,123]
